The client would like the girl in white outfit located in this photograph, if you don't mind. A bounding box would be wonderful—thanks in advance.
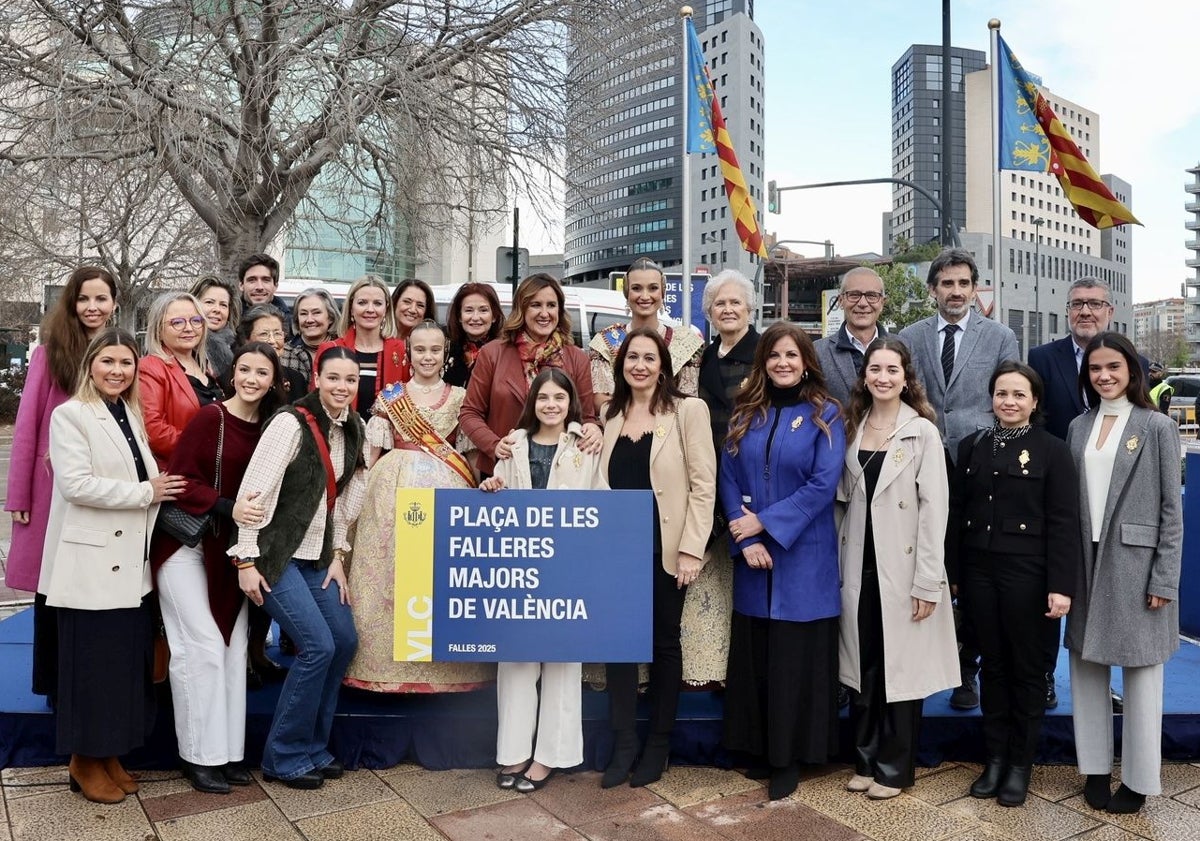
[482,367,606,792]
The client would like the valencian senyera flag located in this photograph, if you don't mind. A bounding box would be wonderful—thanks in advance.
[685,17,768,258]
[997,35,1139,229]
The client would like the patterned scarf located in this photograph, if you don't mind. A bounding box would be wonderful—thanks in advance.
[514,331,564,384]
[991,420,1033,456]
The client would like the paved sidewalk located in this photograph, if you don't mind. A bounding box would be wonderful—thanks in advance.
[5,759,1200,841]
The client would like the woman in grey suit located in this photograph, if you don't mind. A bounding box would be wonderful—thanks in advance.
[1067,332,1182,815]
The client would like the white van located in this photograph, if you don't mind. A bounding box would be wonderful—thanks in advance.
[277,279,680,348]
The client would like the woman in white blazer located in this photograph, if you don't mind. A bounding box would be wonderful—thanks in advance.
[39,329,184,804]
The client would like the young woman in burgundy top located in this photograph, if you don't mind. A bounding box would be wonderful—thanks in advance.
[150,342,285,794]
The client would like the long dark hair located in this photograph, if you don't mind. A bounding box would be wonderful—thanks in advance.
[391,278,436,333]
[43,266,118,393]
[1079,331,1154,410]
[844,336,935,442]
[515,368,582,435]
[605,327,684,420]
[726,321,836,454]
[501,274,572,345]
[229,342,288,419]
[448,283,502,347]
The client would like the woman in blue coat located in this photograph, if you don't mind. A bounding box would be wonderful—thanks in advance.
[720,321,846,800]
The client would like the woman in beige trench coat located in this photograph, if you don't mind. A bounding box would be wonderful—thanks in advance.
[835,337,958,799]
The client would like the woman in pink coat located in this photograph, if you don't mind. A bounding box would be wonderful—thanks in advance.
[6,266,117,701]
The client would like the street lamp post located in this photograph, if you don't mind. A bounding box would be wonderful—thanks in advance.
[1032,217,1045,347]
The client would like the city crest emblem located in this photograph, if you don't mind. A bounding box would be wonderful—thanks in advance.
[404,501,427,528]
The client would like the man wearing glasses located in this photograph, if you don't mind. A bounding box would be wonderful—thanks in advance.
[1028,278,1149,441]
[1028,277,1146,712]
[815,267,890,406]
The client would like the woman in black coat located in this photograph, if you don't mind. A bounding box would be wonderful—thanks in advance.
[948,361,1081,807]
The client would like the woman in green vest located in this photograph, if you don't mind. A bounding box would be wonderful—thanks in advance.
[229,345,367,790]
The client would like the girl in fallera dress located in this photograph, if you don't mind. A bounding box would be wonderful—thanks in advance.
[343,320,493,692]
[483,368,606,793]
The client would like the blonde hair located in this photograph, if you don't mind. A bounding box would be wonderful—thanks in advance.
[338,275,397,339]
[144,291,210,373]
[75,328,144,419]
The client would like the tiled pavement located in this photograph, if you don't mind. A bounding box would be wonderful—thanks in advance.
[7,761,1200,841]
[4,424,1200,840]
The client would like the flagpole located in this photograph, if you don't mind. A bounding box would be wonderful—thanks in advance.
[680,5,693,331]
[989,18,1003,323]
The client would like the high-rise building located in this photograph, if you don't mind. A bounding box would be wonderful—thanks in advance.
[887,44,1134,358]
[564,1,765,284]
[1134,298,1185,346]
[1185,164,1200,361]
[888,45,987,251]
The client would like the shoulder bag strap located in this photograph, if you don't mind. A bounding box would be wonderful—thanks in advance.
[296,407,337,511]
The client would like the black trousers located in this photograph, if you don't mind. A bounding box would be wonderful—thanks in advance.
[852,567,923,788]
[606,560,686,736]
[961,550,1057,766]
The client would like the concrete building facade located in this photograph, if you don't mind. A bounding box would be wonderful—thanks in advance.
[564,0,764,284]
[1185,164,1200,360]
[886,50,1133,358]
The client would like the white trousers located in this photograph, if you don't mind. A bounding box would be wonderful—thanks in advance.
[158,545,249,766]
[496,661,583,768]
[1069,651,1164,795]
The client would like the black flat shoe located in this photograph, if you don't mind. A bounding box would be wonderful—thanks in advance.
[768,764,801,801]
[1105,784,1146,814]
[1084,774,1112,810]
[182,762,231,795]
[263,770,324,790]
[319,759,344,779]
[970,759,1006,798]
[515,768,555,793]
[997,765,1031,807]
[221,764,253,786]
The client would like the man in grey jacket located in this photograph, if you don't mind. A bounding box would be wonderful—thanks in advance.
[900,248,1019,711]
[815,267,889,407]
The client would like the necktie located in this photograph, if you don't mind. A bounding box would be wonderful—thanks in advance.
[941,324,959,385]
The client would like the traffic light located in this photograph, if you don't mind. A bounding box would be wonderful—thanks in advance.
[767,180,780,214]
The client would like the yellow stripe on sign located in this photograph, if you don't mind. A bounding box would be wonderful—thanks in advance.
[393,487,435,662]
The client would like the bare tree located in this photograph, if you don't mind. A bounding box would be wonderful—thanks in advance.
[1139,328,1190,369]
[0,1,617,280]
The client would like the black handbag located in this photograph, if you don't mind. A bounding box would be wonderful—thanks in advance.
[157,409,224,548]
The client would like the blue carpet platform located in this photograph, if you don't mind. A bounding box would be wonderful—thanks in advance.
[1,606,1198,771]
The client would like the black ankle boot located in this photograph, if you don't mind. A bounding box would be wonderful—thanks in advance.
[601,730,639,789]
[970,759,1006,798]
[1105,783,1146,814]
[997,765,1031,807]
[768,763,801,800]
[1084,774,1112,810]
[629,735,670,787]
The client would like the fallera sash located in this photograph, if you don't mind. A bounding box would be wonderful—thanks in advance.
[377,382,477,488]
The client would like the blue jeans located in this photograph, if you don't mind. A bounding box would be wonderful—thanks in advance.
[260,559,357,779]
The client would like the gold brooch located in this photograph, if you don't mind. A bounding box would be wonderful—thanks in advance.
[892,449,905,465]
[790,416,803,430]
[654,425,666,438]
[1125,435,1139,452]
[1018,449,1030,468]
[572,452,583,469]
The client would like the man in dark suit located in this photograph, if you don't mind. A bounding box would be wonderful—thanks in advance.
[900,248,1019,711]
[1027,276,1141,711]
[1028,277,1148,440]
[814,267,890,407]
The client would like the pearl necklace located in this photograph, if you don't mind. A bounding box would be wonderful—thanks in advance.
[410,379,443,394]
